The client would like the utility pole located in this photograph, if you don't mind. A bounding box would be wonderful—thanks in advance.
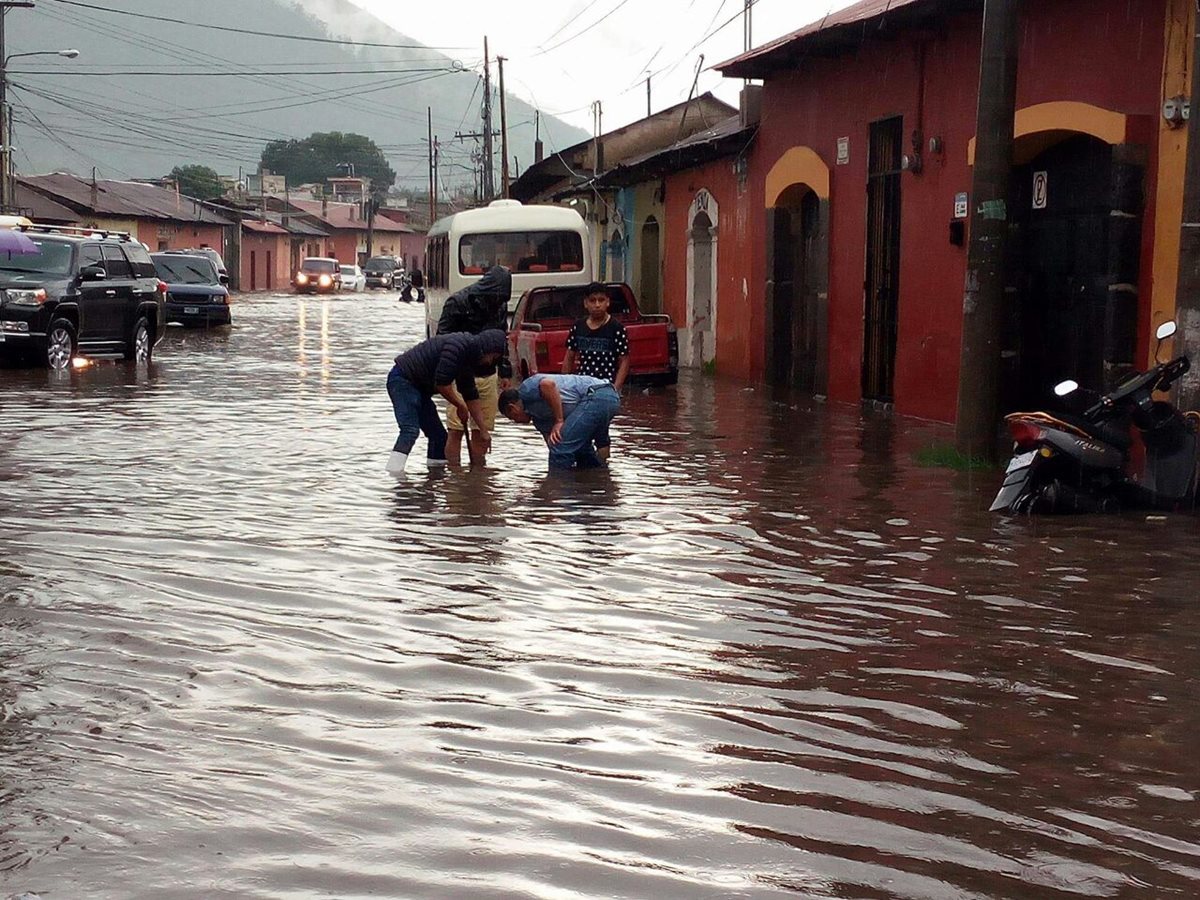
[481,37,494,200]
[646,76,651,117]
[497,55,510,198]
[1174,2,1200,409]
[592,100,603,176]
[433,136,439,218]
[955,0,1021,459]
[427,106,434,227]
[0,1,37,213]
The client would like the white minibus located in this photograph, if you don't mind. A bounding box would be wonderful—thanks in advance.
[424,199,592,336]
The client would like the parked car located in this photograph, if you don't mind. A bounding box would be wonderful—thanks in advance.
[339,264,367,292]
[363,255,399,289]
[164,246,228,283]
[0,224,165,369]
[509,282,678,384]
[152,252,231,327]
[294,257,341,294]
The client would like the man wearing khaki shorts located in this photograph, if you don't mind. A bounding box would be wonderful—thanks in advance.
[445,369,500,463]
[437,265,512,465]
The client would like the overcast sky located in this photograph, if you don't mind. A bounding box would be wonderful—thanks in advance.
[347,0,857,151]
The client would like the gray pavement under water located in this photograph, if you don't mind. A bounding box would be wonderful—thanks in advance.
[1,292,1198,899]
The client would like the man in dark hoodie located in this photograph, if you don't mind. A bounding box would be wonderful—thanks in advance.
[385,329,508,475]
[436,265,514,466]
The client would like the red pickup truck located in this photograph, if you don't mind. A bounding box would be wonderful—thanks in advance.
[508,282,678,384]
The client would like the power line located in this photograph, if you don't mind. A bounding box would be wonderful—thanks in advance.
[535,0,637,56]
[8,66,460,77]
[42,0,473,50]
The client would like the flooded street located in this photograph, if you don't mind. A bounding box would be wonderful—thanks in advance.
[2,292,1199,899]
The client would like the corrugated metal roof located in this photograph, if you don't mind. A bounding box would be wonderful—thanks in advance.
[19,173,233,225]
[594,115,755,188]
[717,0,932,76]
[12,181,82,223]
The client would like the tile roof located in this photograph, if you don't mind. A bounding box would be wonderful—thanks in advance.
[242,220,290,235]
[19,173,233,225]
[288,198,414,232]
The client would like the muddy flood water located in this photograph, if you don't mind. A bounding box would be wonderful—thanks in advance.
[1,293,1199,899]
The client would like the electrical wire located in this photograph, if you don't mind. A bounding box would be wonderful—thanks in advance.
[42,0,474,50]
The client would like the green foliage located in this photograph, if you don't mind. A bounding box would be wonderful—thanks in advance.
[701,360,717,376]
[168,164,223,200]
[260,132,396,193]
[914,444,998,471]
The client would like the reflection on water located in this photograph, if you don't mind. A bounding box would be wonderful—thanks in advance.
[1,292,1199,899]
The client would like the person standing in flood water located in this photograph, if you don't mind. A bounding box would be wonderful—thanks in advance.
[498,373,620,471]
[562,283,629,462]
[437,265,513,467]
[385,330,508,475]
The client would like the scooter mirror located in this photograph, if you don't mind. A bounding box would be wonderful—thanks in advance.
[1054,379,1080,397]
[1156,321,1178,341]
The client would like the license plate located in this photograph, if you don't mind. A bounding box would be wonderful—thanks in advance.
[184,306,199,314]
[1006,449,1037,473]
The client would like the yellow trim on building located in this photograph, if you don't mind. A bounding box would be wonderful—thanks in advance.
[765,147,831,205]
[1149,0,1193,361]
[967,102,1130,165]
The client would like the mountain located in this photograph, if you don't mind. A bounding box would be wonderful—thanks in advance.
[4,0,588,190]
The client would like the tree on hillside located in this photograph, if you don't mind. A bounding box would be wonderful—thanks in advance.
[167,164,224,200]
[259,133,396,193]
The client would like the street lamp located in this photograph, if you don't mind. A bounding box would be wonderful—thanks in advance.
[0,48,81,211]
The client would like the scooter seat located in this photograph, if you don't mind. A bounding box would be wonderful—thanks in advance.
[1054,412,1132,451]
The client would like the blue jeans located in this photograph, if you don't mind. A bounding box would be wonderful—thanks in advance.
[387,366,446,459]
[548,384,620,470]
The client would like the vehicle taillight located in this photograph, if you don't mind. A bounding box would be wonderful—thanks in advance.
[1009,420,1045,447]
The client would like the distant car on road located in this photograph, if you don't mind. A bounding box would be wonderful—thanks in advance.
[295,257,341,294]
[0,224,165,370]
[152,252,231,327]
[339,264,366,292]
[363,255,400,289]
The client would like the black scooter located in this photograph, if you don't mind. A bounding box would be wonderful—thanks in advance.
[992,321,1198,514]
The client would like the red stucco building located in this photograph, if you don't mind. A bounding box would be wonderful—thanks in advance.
[653,0,1189,423]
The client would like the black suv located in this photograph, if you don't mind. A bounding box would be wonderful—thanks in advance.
[0,226,165,369]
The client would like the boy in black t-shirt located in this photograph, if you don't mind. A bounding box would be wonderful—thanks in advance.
[563,284,630,461]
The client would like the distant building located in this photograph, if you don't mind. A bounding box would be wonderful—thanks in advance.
[18,172,234,257]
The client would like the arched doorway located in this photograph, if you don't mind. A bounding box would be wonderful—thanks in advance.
[767,183,827,392]
[608,227,625,283]
[685,190,718,368]
[639,216,660,312]
[1004,133,1143,410]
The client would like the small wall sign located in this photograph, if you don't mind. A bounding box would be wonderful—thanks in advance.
[1032,171,1048,209]
[954,192,968,219]
[836,137,850,166]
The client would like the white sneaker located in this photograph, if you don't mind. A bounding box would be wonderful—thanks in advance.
[385,451,409,475]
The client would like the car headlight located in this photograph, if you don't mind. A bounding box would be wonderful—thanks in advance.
[318,274,332,286]
[296,273,308,283]
[5,288,47,305]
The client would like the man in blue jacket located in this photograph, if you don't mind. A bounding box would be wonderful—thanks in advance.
[386,329,507,475]
[497,373,620,470]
